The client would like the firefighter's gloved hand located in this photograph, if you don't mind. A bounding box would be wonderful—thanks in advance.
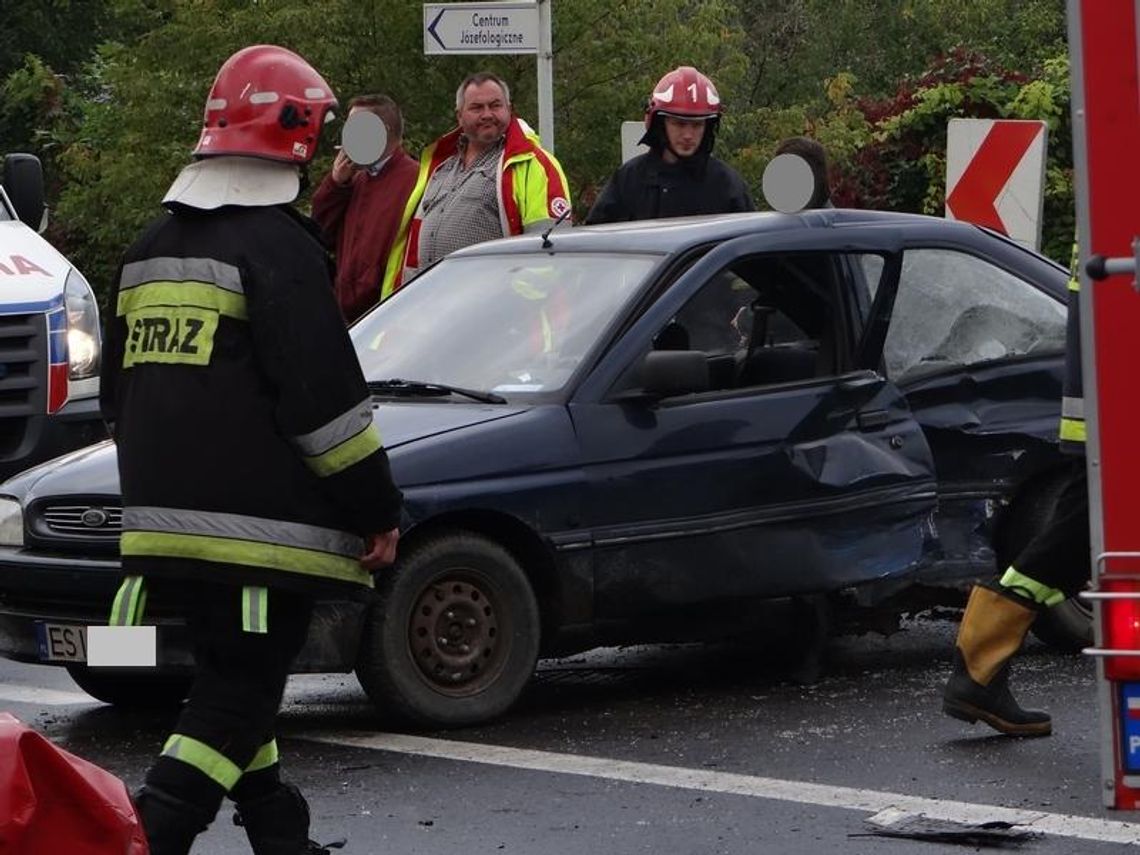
[360,527,399,571]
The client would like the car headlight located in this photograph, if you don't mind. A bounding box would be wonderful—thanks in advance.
[65,267,101,380]
[0,498,25,547]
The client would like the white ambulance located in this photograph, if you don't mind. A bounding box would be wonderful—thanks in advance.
[0,153,105,478]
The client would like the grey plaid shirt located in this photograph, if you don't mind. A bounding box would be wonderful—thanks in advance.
[418,138,505,267]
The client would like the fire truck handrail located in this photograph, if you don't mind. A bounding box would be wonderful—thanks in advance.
[1095,551,1140,572]
[1081,591,1140,600]
[1086,238,1140,290]
[1084,648,1140,657]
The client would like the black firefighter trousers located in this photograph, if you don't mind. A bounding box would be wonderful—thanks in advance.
[1006,457,1091,598]
[144,579,314,826]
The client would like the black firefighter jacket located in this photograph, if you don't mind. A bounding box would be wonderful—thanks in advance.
[585,151,754,224]
[100,203,403,597]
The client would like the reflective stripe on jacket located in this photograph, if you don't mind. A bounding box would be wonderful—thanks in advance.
[380,117,571,300]
[102,205,403,595]
[1060,241,1086,452]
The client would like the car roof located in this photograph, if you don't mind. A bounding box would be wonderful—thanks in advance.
[448,208,1021,259]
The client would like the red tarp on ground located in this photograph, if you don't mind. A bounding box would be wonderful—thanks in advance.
[0,712,147,854]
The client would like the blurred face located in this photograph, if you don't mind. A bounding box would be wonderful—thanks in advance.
[348,106,394,156]
[458,80,510,149]
[663,116,707,159]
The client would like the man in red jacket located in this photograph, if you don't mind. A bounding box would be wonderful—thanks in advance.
[312,94,418,323]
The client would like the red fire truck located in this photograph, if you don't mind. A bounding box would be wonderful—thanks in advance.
[1068,0,1140,811]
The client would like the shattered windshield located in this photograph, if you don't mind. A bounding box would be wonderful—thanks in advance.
[351,252,659,398]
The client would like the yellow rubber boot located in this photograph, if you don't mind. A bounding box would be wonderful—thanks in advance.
[941,585,1052,737]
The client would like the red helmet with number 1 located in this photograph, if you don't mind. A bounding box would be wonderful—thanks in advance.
[644,66,722,127]
[193,45,337,164]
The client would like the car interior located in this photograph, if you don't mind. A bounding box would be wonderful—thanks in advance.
[652,253,845,392]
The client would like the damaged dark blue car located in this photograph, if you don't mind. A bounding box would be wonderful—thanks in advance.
[0,209,1078,727]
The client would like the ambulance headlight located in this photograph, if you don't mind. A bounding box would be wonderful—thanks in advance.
[64,267,101,380]
[0,498,24,547]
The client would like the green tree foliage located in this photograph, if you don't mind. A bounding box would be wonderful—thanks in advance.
[0,55,73,158]
[804,48,1072,264]
[1,0,1074,298]
[0,0,113,165]
[890,50,1072,255]
[0,1,110,79]
[741,0,1066,109]
[551,0,746,209]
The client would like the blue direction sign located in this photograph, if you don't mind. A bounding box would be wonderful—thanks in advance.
[424,2,540,55]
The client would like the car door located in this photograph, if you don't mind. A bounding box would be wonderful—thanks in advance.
[568,228,940,626]
[870,236,1070,582]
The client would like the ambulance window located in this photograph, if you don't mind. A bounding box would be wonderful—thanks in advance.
[883,248,1066,382]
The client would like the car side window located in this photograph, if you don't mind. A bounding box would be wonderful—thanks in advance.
[650,252,854,392]
[880,248,1066,382]
[672,270,754,356]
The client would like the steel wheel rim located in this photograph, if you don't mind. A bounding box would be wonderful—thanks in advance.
[407,568,509,697]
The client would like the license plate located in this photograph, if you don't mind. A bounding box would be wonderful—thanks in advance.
[35,622,88,663]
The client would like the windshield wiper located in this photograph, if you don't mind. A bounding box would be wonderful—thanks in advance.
[367,378,506,404]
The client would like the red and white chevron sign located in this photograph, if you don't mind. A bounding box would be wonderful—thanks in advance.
[945,118,1048,249]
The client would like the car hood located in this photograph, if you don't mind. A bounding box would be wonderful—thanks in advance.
[375,401,529,450]
[0,402,531,501]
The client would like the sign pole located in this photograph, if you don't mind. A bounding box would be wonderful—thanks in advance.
[422,2,553,150]
[536,0,554,152]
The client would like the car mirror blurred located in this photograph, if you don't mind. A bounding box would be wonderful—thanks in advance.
[639,350,710,398]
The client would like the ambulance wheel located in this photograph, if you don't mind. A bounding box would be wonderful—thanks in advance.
[994,472,1092,653]
[355,530,540,728]
[65,665,192,708]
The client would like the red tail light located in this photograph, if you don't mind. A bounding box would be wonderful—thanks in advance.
[1100,579,1140,680]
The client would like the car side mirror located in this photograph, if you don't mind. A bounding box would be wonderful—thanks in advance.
[2,154,46,231]
[639,350,709,398]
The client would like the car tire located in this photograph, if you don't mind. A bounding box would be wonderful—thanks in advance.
[65,665,192,708]
[994,472,1092,653]
[355,531,540,728]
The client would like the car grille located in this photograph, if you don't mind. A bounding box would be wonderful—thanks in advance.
[0,312,46,459]
[38,503,123,540]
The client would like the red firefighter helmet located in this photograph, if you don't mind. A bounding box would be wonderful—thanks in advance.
[193,45,337,164]
[644,66,722,128]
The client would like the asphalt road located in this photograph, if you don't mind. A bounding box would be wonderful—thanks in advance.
[2,614,1137,853]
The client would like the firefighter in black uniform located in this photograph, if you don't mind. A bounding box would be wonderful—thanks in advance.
[942,244,1090,737]
[100,46,403,853]
[585,66,754,224]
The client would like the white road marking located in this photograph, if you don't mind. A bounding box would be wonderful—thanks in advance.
[303,731,1140,847]
[0,682,95,707]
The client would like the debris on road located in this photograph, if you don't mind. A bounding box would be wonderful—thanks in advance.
[852,808,1045,848]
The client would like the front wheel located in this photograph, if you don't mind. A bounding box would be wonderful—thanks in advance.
[355,531,540,728]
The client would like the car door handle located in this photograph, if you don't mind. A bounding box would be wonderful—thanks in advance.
[838,371,885,395]
[856,409,891,431]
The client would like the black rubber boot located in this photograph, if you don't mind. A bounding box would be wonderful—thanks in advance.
[134,785,214,855]
[233,781,335,854]
[942,585,1052,737]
